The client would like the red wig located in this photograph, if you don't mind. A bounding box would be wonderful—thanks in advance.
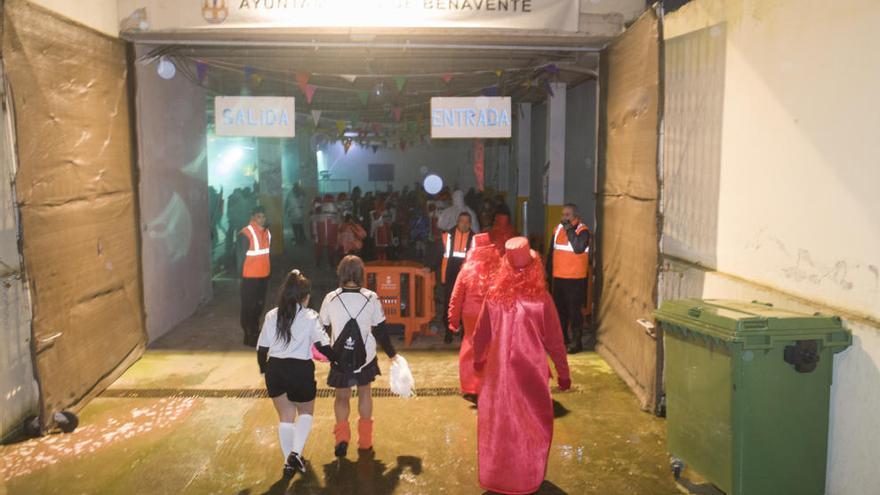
[487,251,547,308]
[459,245,502,296]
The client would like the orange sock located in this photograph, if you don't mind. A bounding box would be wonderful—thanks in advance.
[334,421,351,444]
[358,418,374,450]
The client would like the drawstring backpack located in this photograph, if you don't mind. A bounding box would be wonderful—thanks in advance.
[331,291,370,373]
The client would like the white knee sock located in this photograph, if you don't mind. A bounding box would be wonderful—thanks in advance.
[292,414,314,455]
[278,422,296,460]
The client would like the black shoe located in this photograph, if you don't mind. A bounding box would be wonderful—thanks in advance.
[334,441,348,458]
[282,463,295,480]
[287,452,306,473]
[462,393,478,405]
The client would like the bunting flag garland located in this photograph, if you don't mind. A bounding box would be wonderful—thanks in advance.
[196,60,208,83]
[357,90,369,107]
[305,84,317,103]
[495,69,503,79]
[339,74,358,83]
[442,73,454,84]
[311,109,322,126]
[543,63,560,75]
[252,74,264,87]
[394,75,408,92]
[392,107,402,122]
[371,145,379,154]
[296,72,311,93]
[243,66,255,83]
[343,138,353,154]
[542,79,555,97]
[335,120,347,135]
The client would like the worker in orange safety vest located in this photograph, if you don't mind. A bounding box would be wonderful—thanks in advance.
[441,212,475,343]
[545,203,592,353]
[236,205,271,347]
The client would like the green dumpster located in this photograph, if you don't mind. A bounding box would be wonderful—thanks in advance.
[654,299,851,495]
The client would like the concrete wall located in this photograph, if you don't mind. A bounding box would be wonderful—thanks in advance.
[664,1,880,493]
[317,140,477,194]
[31,0,118,37]
[135,49,213,342]
[564,80,598,228]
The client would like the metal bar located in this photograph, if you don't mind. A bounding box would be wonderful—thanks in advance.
[130,38,603,53]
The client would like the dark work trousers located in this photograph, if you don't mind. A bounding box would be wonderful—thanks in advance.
[291,223,306,245]
[443,259,465,341]
[240,277,269,346]
[552,277,587,345]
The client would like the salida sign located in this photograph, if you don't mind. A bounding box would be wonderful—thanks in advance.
[215,96,295,137]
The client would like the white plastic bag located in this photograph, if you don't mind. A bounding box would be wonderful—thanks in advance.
[389,354,416,398]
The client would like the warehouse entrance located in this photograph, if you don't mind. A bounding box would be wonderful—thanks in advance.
[128,4,664,410]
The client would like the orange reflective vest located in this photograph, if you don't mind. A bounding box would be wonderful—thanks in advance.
[241,221,271,278]
[551,222,589,279]
[441,229,472,284]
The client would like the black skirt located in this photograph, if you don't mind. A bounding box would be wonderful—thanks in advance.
[327,358,381,389]
[265,357,317,402]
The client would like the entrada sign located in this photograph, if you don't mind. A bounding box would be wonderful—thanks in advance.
[120,0,579,33]
[215,96,295,137]
[431,97,512,139]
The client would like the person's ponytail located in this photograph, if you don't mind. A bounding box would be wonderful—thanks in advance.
[275,269,311,345]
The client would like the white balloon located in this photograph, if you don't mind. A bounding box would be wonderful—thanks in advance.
[157,56,176,80]
[423,174,443,195]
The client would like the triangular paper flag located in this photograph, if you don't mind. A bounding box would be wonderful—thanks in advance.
[196,60,208,83]
[311,110,322,126]
[244,66,255,82]
[343,138,353,154]
[494,69,503,79]
[394,75,407,92]
[340,74,358,83]
[305,84,317,104]
[336,120,347,135]
[357,91,369,107]
[442,73,453,84]
[372,145,379,154]
[392,107,402,122]
[296,72,310,93]
[252,74,263,87]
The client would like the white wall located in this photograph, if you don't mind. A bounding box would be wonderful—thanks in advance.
[664,1,880,493]
[32,0,118,37]
[135,48,213,342]
[318,140,477,194]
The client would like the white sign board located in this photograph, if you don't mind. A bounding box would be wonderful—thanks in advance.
[431,97,512,139]
[120,1,580,33]
[215,96,295,138]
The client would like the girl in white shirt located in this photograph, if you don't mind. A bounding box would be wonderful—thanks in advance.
[257,270,333,479]
[319,255,399,458]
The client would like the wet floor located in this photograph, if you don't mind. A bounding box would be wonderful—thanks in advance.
[1,247,714,494]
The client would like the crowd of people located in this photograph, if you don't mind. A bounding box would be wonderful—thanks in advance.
[283,182,517,270]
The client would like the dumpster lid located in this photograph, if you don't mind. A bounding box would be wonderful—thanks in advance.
[654,299,848,343]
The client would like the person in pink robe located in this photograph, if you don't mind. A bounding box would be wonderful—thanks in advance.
[447,233,501,401]
[473,236,571,495]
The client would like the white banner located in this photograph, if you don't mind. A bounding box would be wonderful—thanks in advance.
[214,96,295,137]
[120,1,580,33]
[431,97,512,139]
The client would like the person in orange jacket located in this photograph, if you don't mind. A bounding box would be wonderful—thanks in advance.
[236,206,271,347]
[545,203,592,353]
[447,233,501,403]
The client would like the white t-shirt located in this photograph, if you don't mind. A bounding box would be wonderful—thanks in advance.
[257,307,330,360]
[319,288,386,371]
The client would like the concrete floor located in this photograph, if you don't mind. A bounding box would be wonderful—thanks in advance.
[1,248,715,495]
